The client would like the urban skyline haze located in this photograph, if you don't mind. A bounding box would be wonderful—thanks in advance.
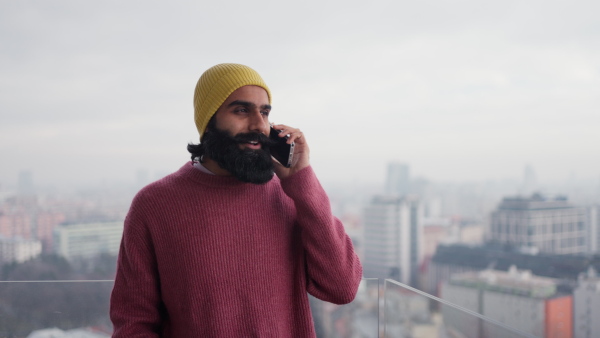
[1,0,599,190]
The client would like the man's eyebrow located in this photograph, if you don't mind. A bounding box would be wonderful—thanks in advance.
[228,100,253,108]
[227,100,271,110]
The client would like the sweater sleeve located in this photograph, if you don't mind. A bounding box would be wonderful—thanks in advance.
[110,197,164,337]
[279,166,363,305]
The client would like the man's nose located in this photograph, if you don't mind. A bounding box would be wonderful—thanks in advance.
[248,110,268,134]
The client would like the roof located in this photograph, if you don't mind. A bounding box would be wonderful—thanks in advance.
[432,243,600,280]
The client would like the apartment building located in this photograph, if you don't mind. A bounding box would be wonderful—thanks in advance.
[574,267,600,338]
[441,267,572,338]
[53,221,123,260]
[363,195,422,286]
[489,194,587,254]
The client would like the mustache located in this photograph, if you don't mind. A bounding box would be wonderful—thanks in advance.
[233,132,276,147]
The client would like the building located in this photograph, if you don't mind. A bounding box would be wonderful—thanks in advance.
[422,225,448,260]
[0,210,32,239]
[383,287,432,337]
[489,194,588,255]
[53,221,123,260]
[441,267,573,338]
[0,196,65,253]
[574,267,600,338]
[455,222,485,245]
[425,243,600,297]
[587,205,599,253]
[519,165,537,196]
[384,162,410,196]
[34,211,66,253]
[363,195,422,286]
[0,236,42,264]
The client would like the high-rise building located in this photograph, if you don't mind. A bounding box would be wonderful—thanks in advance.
[53,221,123,260]
[441,267,573,338]
[520,165,537,196]
[489,194,588,254]
[574,267,600,338]
[363,195,422,286]
[384,162,410,196]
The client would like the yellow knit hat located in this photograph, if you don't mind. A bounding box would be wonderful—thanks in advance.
[193,63,271,137]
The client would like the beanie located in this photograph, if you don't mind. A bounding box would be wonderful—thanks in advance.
[193,63,271,137]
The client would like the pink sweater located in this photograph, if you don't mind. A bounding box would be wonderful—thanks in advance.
[110,162,362,337]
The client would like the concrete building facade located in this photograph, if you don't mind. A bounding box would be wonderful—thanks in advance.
[574,268,600,338]
[441,267,572,338]
[53,221,123,260]
[587,205,599,254]
[363,195,422,286]
[489,194,587,255]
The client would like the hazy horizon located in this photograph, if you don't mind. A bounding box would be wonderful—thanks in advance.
[1,1,599,190]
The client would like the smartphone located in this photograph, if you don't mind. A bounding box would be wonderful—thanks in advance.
[269,126,295,168]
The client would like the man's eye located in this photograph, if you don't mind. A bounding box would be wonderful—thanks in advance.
[234,108,248,113]
[261,111,270,116]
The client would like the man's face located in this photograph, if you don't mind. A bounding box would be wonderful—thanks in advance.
[202,85,275,184]
[213,85,271,147]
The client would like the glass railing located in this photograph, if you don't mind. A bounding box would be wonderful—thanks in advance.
[310,278,380,337]
[0,280,114,337]
[384,279,536,338]
[0,278,536,338]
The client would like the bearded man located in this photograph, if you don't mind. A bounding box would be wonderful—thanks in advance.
[109,63,362,337]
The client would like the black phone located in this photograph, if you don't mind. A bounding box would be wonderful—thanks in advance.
[269,126,295,168]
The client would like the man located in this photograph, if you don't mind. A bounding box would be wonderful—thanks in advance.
[110,63,362,337]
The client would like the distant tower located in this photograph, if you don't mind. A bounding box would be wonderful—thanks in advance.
[385,162,410,196]
[520,164,537,196]
[18,170,34,195]
[363,195,422,286]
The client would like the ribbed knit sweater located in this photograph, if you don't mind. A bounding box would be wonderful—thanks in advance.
[110,162,362,337]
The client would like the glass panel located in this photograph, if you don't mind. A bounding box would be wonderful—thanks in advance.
[1,278,543,338]
[0,281,114,337]
[384,279,535,338]
[310,278,380,338]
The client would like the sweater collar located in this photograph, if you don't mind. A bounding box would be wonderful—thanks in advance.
[177,161,279,188]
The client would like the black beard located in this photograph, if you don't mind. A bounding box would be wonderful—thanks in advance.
[202,127,276,184]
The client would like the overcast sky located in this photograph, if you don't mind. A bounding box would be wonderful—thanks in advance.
[1,0,599,190]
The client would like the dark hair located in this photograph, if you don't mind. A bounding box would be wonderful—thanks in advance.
[187,116,217,160]
[186,143,204,161]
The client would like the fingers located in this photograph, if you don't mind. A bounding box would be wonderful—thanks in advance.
[270,123,311,177]
[271,124,304,144]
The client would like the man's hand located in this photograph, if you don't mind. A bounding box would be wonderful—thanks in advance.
[270,123,310,179]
